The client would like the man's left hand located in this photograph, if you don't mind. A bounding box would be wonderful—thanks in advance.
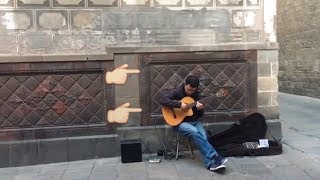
[196,101,204,110]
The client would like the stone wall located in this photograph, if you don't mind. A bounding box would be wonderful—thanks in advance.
[0,0,281,167]
[0,0,269,55]
[278,0,320,98]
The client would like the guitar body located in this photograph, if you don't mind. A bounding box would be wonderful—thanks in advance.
[162,96,195,126]
[161,88,229,126]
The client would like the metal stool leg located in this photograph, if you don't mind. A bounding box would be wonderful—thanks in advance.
[175,132,180,160]
[188,138,194,159]
[175,132,194,160]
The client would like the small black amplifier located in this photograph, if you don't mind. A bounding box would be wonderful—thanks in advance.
[120,138,142,163]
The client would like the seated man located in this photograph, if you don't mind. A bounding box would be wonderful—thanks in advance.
[159,75,227,172]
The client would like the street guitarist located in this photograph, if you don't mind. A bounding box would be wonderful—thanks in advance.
[159,75,228,172]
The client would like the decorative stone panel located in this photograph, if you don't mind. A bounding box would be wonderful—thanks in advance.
[121,0,150,7]
[71,10,102,31]
[216,0,243,6]
[0,35,17,54]
[139,51,257,125]
[53,0,84,7]
[18,34,53,54]
[88,0,118,7]
[154,0,182,7]
[17,0,49,7]
[0,0,13,7]
[186,0,213,7]
[232,10,257,28]
[0,62,110,128]
[37,10,67,30]
[247,0,259,6]
[0,11,32,30]
[148,63,247,113]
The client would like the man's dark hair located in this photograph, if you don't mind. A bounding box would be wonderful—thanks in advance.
[185,75,199,88]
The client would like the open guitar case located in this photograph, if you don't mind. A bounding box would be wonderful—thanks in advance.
[207,112,282,157]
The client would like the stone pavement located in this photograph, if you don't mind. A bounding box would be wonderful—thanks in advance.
[0,92,320,180]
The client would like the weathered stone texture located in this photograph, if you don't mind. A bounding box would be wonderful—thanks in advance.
[258,77,278,92]
[37,11,67,30]
[71,10,102,30]
[88,0,117,7]
[0,35,17,54]
[258,63,271,77]
[217,0,243,6]
[258,50,278,63]
[136,10,165,29]
[53,0,84,7]
[121,0,150,6]
[185,0,212,6]
[53,34,87,53]
[103,10,134,30]
[278,0,320,98]
[0,0,13,7]
[154,0,182,6]
[18,34,53,54]
[232,10,258,28]
[0,3,266,55]
[0,11,32,30]
[247,0,259,6]
[101,9,237,47]
[17,0,49,7]
[257,106,278,119]
[87,33,116,53]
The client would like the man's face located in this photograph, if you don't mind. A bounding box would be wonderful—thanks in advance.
[184,84,197,96]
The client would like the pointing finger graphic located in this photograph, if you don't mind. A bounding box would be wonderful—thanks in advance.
[119,103,142,112]
[105,64,140,85]
[124,69,140,74]
[117,64,140,74]
[107,103,142,123]
[115,64,128,69]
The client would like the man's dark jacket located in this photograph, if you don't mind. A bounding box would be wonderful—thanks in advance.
[158,83,204,122]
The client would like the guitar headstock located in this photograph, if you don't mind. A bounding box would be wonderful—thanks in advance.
[216,88,229,97]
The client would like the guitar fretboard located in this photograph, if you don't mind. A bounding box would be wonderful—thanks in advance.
[186,94,217,108]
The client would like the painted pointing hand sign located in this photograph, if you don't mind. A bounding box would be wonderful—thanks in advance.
[107,103,142,123]
[106,64,140,85]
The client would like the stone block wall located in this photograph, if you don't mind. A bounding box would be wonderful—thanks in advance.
[278,0,320,98]
[0,0,281,167]
[0,0,271,55]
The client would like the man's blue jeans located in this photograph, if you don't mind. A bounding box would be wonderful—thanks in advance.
[175,121,217,168]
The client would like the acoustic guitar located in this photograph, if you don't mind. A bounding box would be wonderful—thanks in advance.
[161,89,229,126]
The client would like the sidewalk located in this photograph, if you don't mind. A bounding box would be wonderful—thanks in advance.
[0,92,320,180]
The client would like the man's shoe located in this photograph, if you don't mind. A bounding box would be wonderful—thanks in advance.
[215,155,228,165]
[209,161,226,172]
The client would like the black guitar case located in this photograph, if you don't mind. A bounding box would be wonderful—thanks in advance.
[208,113,282,157]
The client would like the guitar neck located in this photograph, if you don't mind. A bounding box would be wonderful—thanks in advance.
[187,94,216,108]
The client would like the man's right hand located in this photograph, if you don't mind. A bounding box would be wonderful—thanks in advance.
[180,103,189,112]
